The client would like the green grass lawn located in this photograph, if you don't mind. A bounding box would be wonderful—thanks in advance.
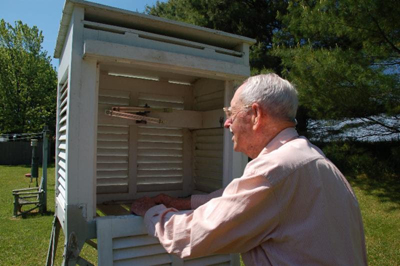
[0,165,97,265]
[0,165,399,265]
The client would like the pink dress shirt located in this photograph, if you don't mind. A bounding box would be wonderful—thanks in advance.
[144,128,367,265]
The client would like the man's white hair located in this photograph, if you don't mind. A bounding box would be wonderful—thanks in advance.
[240,73,298,123]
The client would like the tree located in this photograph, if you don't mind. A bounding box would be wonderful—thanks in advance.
[0,20,57,134]
[146,0,288,74]
[273,0,400,140]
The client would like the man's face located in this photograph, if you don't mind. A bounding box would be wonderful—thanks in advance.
[223,85,253,156]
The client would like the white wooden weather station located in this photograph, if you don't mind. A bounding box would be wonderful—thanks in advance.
[47,0,255,265]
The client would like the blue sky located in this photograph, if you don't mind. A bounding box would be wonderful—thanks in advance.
[0,0,167,67]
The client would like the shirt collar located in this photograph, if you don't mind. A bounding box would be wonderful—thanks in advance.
[263,127,299,155]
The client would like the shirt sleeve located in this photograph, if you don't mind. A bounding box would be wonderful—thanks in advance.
[143,173,280,259]
[190,188,224,209]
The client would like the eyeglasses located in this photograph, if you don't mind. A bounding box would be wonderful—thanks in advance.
[223,105,251,122]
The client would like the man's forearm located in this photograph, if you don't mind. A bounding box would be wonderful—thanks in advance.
[170,198,191,210]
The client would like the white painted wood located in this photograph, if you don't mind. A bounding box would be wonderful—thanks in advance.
[64,7,84,209]
[83,40,250,80]
[55,0,255,59]
[97,217,114,266]
[82,20,243,57]
[82,26,244,68]
[201,109,225,128]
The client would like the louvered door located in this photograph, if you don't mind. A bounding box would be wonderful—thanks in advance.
[97,89,131,194]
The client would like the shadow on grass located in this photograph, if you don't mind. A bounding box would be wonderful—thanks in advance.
[348,174,400,212]
[14,210,55,219]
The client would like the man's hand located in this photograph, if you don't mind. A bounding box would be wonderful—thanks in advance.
[130,196,156,216]
[153,193,174,207]
[154,193,191,210]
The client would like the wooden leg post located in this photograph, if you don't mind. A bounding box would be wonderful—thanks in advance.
[46,216,61,266]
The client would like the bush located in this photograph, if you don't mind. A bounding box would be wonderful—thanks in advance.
[316,140,400,180]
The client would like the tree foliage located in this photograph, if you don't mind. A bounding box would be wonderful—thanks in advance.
[0,20,57,134]
[273,0,400,139]
[146,0,288,74]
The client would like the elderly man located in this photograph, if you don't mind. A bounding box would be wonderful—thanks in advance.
[131,74,367,265]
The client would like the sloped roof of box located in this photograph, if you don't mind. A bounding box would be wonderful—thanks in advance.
[54,0,256,58]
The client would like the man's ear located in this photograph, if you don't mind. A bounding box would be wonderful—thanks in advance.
[251,103,262,129]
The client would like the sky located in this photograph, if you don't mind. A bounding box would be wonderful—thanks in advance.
[0,0,167,67]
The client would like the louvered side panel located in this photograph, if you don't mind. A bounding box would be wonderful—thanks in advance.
[56,81,68,209]
[97,124,129,194]
[97,88,130,194]
[113,234,172,266]
[97,216,235,266]
[137,125,183,192]
[193,129,224,192]
[136,92,185,192]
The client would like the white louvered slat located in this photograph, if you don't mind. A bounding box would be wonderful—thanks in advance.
[97,133,128,141]
[97,156,128,163]
[98,125,129,134]
[97,170,128,178]
[138,142,182,150]
[97,163,129,171]
[59,116,67,125]
[137,169,183,177]
[138,135,182,143]
[138,149,182,157]
[58,158,66,170]
[97,178,128,186]
[113,253,172,266]
[194,150,223,158]
[113,235,159,249]
[113,244,167,261]
[57,176,66,192]
[97,148,129,156]
[137,156,182,164]
[137,176,183,185]
[59,143,66,150]
[138,163,182,171]
[138,127,183,136]
[97,141,128,149]
[58,168,66,179]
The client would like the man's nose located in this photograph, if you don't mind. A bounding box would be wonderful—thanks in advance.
[224,118,232,128]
